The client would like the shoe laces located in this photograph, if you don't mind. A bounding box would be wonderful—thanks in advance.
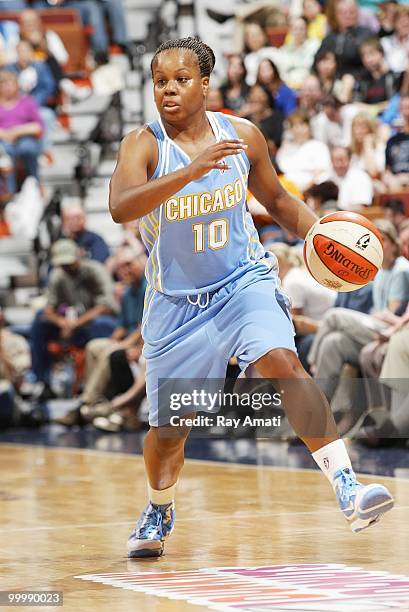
[334,468,360,505]
[137,503,172,538]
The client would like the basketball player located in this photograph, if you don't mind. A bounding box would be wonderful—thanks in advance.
[109,38,394,558]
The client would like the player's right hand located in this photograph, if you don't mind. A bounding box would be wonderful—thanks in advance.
[187,139,247,181]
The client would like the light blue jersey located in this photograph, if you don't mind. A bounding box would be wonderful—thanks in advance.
[140,111,264,296]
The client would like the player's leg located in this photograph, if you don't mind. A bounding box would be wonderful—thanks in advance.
[254,348,394,532]
[127,289,229,558]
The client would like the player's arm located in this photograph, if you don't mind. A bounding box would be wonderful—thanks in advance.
[233,118,318,239]
[109,127,246,223]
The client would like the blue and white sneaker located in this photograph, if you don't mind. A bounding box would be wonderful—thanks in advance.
[333,468,394,533]
[127,501,175,558]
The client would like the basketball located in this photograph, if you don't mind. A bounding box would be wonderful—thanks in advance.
[303,212,384,292]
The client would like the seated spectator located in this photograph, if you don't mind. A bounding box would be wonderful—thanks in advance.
[275,16,320,89]
[384,94,409,191]
[349,112,386,179]
[19,9,91,102]
[0,306,30,395]
[383,198,407,232]
[308,220,409,432]
[61,198,110,264]
[206,87,234,114]
[381,5,409,73]
[243,84,285,147]
[354,37,402,113]
[270,242,336,370]
[313,49,354,103]
[311,94,351,147]
[90,339,145,432]
[220,54,249,115]
[242,23,279,87]
[297,73,323,119]
[56,248,147,425]
[286,0,327,43]
[0,17,19,63]
[230,3,287,58]
[256,58,297,116]
[0,70,42,192]
[30,239,118,399]
[316,0,372,77]
[378,0,399,38]
[8,40,57,156]
[276,110,331,191]
[305,180,340,213]
[334,284,374,314]
[322,145,373,210]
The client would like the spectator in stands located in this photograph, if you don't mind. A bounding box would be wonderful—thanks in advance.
[91,343,145,433]
[243,84,284,148]
[270,242,336,371]
[302,0,327,41]
[384,94,409,191]
[0,16,20,63]
[311,94,350,147]
[316,0,372,77]
[305,180,340,213]
[0,70,42,192]
[242,22,279,86]
[275,16,320,90]
[30,239,118,399]
[313,49,354,103]
[8,40,57,156]
[256,58,297,116]
[276,109,331,191]
[297,73,323,119]
[378,0,399,39]
[206,87,233,114]
[219,54,249,115]
[383,198,407,232]
[381,5,409,73]
[354,37,402,112]
[19,9,91,102]
[61,198,110,264]
[56,248,146,425]
[322,145,373,210]
[0,305,30,395]
[350,112,386,179]
[308,220,409,432]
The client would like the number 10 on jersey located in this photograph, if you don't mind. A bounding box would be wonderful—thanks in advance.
[192,218,229,252]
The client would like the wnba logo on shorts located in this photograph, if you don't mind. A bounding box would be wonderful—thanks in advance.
[219,159,227,174]
[323,457,330,470]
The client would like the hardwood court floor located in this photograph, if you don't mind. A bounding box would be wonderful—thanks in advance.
[1,443,408,612]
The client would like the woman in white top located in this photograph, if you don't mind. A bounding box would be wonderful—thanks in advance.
[276,109,332,191]
[381,6,409,73]
[274,16,320,90]
[349,112,386,191]
[269,242,336,371]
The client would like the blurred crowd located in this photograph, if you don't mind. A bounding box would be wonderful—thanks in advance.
[1,0,409,446]
[0,0,129,218]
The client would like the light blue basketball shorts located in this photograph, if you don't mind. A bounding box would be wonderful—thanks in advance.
[142,259,296,426]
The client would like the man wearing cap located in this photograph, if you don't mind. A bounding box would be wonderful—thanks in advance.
[30,239,119,399]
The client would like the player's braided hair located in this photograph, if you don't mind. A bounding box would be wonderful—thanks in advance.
[151,37,216,77]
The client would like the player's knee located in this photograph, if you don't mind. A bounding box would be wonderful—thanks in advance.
[149,425,190,455]
[256,348,307,379]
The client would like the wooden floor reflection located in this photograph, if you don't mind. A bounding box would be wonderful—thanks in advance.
[0,444,408,611]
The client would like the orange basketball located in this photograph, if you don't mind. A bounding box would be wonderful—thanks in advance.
[303,211,384,292]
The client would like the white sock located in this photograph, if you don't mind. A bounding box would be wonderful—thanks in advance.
[312,439,353,486]
[148,481,177,506]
